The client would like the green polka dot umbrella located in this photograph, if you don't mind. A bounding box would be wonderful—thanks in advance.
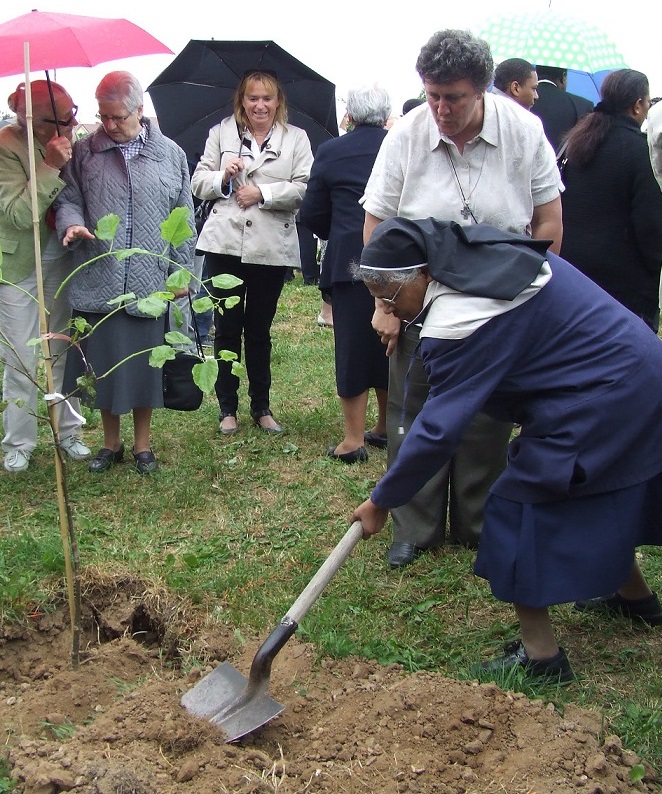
[476,10,628,72]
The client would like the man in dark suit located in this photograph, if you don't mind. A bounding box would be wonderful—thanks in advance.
[531,65,594,152]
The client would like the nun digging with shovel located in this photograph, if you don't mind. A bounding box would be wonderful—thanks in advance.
[351,217,662,682]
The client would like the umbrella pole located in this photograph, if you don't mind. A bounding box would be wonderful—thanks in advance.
[44,70,62,137]
[23,43,81,668]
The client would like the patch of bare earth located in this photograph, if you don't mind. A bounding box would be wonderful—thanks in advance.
[1,581,658,794]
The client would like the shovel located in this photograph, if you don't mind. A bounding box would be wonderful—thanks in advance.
[181,520,364,742]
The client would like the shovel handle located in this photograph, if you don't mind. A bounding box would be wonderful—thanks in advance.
[284,520,364,625]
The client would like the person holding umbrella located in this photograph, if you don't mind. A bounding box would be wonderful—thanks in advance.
[191,69,314,435]
[0,79,91,473]
[352,217,662,682]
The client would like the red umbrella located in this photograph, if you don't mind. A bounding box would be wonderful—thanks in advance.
[0,10,173,76]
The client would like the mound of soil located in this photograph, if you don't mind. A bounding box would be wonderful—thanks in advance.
[1,585,657,794]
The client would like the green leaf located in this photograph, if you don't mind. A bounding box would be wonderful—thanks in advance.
[72,316,91,333]
[193,358,218,393]
[192,296,214,314]
[26,337,42,347]
[76,372,96,401]
[107,292,136,306]
[231,361,245,377]
[149,345,176,367]
[95,214,120,241]
[630,765,645,782]
[161,206,193,248]
[170,303,183,328]
[115,247,149,261]
[211,274,243,290]
[165,331,192,346]
[166,269,192,291]
[224,295,241,310]
[218,350,238,362]
[136,296,168,318]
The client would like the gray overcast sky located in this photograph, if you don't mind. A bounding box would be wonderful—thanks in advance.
[2,0,660,124]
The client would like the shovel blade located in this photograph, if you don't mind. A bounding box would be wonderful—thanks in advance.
[181,662,284,743]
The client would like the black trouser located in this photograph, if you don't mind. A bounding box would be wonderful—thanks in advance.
[206,253,286,416]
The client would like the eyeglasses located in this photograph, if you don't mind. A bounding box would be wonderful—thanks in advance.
[95,110,134,124]
[376,283,404,306]
[42,105,78,126]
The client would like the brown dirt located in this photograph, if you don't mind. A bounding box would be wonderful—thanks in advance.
[1,582,658,794]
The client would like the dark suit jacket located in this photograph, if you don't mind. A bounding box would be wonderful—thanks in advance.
[531,81,594,152]
[298,125,387,289]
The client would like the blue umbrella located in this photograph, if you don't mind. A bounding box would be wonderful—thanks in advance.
[565,69,613,104]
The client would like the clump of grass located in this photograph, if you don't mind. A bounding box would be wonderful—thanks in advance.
[0,756,15,793]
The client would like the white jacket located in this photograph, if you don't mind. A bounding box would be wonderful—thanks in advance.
[192,116,313,267]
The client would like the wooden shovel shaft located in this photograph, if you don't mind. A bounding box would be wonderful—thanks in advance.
[245,521,364,687]
[285,520,364,624]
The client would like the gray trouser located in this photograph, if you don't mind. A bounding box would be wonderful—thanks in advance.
[386,323,512,549]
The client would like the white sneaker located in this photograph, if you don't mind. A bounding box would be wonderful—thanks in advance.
[59,435,92,461]
[3,449,31,473]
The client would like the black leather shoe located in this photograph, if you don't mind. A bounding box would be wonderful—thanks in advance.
[251,408,282,433]
[480,639,575,684]
[327,445,368,464]
[574,591,662,625]
[132,448,158,474]
[387,542,424,569]
[88,443,124,473]
[364,431,387,449]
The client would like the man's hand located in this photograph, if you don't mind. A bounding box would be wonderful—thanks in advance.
[43,133,72,170]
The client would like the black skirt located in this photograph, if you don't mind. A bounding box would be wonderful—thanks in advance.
[330,281,389,398]
[63,310,166,414]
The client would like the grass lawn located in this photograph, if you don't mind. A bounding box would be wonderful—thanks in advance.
[1,274,661,772]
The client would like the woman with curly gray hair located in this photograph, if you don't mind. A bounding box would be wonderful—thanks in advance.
[362,29,562,568]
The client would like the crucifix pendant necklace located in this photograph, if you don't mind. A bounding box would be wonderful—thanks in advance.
[443,141,487,223]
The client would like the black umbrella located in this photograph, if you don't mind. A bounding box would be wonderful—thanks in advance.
[146,39,338,161]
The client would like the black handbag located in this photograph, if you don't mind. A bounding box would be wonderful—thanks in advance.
[163,295,206,411]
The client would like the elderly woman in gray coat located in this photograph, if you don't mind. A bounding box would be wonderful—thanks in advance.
[56,71,195,474]
[192,69,313,435]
